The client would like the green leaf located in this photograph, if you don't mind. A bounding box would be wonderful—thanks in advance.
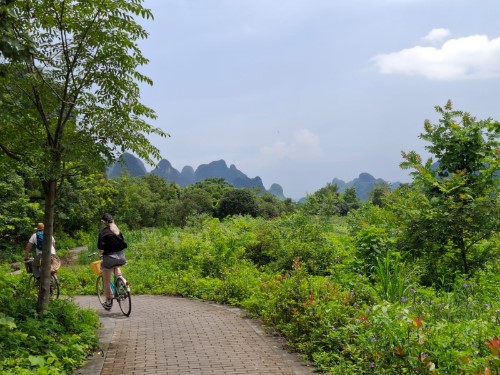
[28,355,45,367]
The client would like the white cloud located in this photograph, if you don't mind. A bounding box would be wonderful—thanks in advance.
[260,129,323,162]
[423,28,451,44]
[372,34,500,80]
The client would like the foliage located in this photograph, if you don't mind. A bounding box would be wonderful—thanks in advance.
[167,188,213,227]
[216,188,259,218]
[0,0,32,60]
[0,172,42,261]
[0,266,99,374]
[0,0,168,311]
[302,183,361,217]
[302,183,342,216]
[1,100,498,372]
[400,101,500,275]
[3,209,498,374]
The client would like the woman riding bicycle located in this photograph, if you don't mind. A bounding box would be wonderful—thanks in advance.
[98,213,128,311]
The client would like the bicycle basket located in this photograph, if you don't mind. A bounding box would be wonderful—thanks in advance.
[90,260,102,275]
[50,254,61,272]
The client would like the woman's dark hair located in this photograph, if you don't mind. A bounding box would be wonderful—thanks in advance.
[101,213,114,223]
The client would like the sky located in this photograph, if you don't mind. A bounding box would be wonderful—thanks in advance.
[135,0,500,199]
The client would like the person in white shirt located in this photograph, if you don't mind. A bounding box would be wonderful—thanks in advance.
[24,222,56,278]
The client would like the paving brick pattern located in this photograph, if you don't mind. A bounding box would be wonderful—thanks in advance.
[74,295,315,375]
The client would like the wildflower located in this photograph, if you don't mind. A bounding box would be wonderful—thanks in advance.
[394,347,405,357]
[410,288,416,294]
[418,353,428,361]
[463,283,468,288]
[370,336,377,343]
[401,296,407,302]
[368,362,375,369]
[411,316,423,329]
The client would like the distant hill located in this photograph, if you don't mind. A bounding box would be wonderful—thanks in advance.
[332,173,401,200]
[108,153,148,178]
[109,153,402,201]
[107,153,286,199]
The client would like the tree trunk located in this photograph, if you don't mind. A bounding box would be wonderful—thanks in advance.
[37,179,57,313]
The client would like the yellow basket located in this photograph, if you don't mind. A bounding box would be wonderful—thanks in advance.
[90,260,102,275]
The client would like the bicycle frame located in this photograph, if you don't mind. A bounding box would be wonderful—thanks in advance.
[89,253,131,316]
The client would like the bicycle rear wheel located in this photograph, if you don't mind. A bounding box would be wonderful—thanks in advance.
[50,274,60,299]
[115,277,131,316]
[96,275,106,305]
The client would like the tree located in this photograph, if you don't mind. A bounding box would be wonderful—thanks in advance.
[168,188,213,227]
[368,182,391,208]
[340,186,360,215]
[0,0,167,312]
[191,178,233,209]
[301,183,342,216]
[216,189,259,218]
[400,101,500,275]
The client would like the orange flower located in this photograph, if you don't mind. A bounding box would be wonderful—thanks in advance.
[411,316,423,329]
[393,347,405,357]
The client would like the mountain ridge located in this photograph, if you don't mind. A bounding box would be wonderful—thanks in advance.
[108,153,402,201]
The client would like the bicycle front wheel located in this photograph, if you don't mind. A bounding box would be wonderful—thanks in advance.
[96,275,106,305]
[115,277,131,316]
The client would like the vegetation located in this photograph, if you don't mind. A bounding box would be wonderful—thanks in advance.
[1,11,499,370]
[0,0,167,312]
[0,266,99,374]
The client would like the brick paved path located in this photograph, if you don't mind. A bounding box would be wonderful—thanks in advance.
[74,295,315,375]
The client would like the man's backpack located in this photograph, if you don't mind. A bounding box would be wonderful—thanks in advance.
[36,231,43,250]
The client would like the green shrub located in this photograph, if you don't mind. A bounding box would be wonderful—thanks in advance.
[0,267,99,374]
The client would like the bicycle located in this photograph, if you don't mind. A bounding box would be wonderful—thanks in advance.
[25,255,60,299]
[89,253,131,316]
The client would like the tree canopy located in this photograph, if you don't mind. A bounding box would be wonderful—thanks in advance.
[400,101,500,275]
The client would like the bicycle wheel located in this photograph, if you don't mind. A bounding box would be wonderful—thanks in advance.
[50,274,60,299]
[115,277,131,316]
[96,275,106,305]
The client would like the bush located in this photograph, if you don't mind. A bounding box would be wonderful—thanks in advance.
[0,266,99,374]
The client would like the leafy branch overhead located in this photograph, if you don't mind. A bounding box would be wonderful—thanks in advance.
[1,0,168,176]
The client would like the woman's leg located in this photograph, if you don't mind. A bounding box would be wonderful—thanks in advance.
[102,268,113,301]
[114,266,127,284]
